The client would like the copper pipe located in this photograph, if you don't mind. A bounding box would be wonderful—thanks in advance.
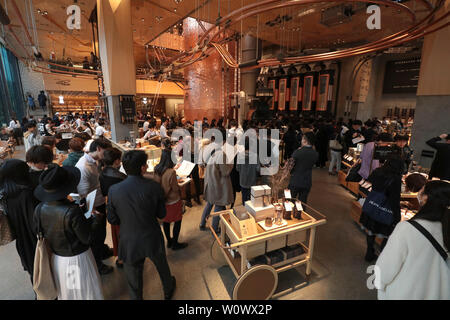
[46,61,102,74]
[149,0,438,76]
[246,3,448,67]
[209,0,417,45]
[31,69,99,80]
[32,65,100,79]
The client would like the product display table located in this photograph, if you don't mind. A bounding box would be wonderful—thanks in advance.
[210,201,326,300]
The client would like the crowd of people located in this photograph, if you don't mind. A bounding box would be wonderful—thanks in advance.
[0,111,449,300]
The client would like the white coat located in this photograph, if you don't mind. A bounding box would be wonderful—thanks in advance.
[375,219,450,300]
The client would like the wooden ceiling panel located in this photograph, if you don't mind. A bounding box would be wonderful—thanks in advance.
[4,0,428,67]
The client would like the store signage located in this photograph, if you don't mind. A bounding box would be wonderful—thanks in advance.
[67,4,81,30]
[383,58,421,94]
[316,74,330,111]
[302,76,313,111]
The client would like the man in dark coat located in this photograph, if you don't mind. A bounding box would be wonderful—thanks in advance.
[37,91,47,111]
[107,150,176,300]
[343,120,363,154]
[288,132,319,203]
[426,134,450,180]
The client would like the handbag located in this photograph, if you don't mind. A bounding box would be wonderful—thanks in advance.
[0,196,15,246]
[362,179,394,226]
[345,161,362,182]
[33,204,58,300]
[329,134,343,150]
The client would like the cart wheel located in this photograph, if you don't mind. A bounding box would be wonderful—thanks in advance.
[210,239,227,266]
[232,265,278,300]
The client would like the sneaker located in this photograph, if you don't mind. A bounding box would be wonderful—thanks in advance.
[171,242,188,250]
[98,263,114,275]
[164,276,176,300]
[199,224,208,231]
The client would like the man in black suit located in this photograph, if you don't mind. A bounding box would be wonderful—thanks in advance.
[288,132,319,204]
[426,133,450,181]
[107,150,176,300]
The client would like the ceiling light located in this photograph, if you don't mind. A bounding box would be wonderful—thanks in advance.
[174,0,182,4]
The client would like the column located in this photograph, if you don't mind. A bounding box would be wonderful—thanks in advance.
[410,2,450,167]
[97,0,136,142]
[240,34,261,126]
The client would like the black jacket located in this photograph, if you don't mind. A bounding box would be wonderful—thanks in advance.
[107,175,166,264]
[35,200,98,257]
[288,146,319,190]
[1,186,38,275]
[367,167,402,225]
[426,137,450,180]
[99,166,127,197]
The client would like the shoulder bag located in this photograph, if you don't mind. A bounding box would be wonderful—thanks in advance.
[408,220,448,261]
[329,134,343,151]
[362,178,395,226]
[33,203,58,300]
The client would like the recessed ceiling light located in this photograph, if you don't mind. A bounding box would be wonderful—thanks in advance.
[141,18,145,22]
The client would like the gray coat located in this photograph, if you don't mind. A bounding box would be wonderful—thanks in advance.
[203,146,234,206]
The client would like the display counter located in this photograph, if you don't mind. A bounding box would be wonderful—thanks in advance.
[107,138,162,172]
[210,201,326,300]
[339,147,362,195]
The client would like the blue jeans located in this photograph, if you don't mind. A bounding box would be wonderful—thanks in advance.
[200,202,226,233]
[241,188,251,205]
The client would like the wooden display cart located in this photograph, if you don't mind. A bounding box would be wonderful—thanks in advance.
[210,202,326,300]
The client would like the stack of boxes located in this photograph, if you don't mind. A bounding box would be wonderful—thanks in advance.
[245,185,275,222]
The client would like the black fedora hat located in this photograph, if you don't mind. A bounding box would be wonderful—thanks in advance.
[34,166,81,202]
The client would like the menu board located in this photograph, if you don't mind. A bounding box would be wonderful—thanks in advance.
[383,58,421,94]
[119,95,136,124]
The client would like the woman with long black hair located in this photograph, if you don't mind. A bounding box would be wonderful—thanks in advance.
[0,160,39,282]
[154,149,188,250]
[360,157,404,262]
[375,180,450,299]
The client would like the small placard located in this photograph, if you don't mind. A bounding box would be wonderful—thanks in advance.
[284,189,292,199]
[284,201,293,211]
[352,136,365,145]
[295,201,303,211]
